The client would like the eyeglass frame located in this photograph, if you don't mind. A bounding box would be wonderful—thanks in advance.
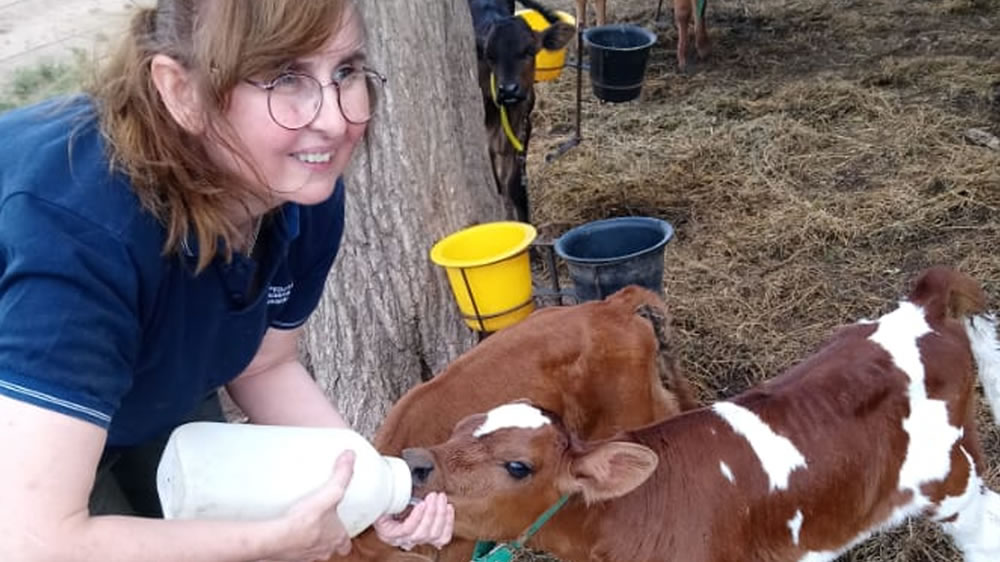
[244,66,387,131]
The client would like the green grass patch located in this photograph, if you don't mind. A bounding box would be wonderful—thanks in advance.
[0,49,92,112]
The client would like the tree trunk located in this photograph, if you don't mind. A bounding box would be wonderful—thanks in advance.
[302,0,504,439]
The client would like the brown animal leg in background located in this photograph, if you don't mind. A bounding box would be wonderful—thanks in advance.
[594,0,607,25]
[674,0,692,71]
[575,0,607,28]
[694,0,710,60]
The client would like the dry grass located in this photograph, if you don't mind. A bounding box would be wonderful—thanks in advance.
[516,0,1000,559]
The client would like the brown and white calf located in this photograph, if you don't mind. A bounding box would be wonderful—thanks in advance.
[338,286,698,562]
[575,0,710,71]
[405,267,1000,561]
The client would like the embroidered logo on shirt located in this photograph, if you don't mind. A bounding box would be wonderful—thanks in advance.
[267,283,293,306]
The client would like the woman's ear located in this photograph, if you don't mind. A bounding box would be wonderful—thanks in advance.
[150,53,206,135]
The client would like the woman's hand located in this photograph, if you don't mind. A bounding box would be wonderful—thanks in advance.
[274,450,356,561]
[373,492,454,551]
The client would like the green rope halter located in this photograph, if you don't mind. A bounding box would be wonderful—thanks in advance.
[471,494,570,562]
[489,72,526,153]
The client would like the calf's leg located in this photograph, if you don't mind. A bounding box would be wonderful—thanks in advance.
[594,0,607,25]
[575,0,607,28]
[575,0,587,28]
[694,0,710,60]
[674,0,692,71]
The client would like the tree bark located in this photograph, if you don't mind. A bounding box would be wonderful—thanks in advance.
[302,0,504,438]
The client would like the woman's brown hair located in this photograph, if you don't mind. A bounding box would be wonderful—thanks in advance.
[88,0,352,271]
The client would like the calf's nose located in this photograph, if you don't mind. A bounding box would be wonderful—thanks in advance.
[402,447,435,486]
[496,82,524,104]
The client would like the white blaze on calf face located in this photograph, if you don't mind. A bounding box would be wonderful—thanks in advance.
[473,403,551,438]
[711,402,807,491]
[787,509,804,545]
[719,461,734,483]
[868,301,962,508]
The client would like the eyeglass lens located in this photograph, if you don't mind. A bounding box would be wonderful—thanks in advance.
[267,71,380,129]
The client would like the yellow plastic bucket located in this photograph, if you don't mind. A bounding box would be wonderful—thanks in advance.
[516,9,576,82]
[430,222,537,332]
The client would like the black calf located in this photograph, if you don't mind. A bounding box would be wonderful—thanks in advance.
[468,0,574,222]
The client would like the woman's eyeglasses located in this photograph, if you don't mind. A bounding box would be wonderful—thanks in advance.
[245,66,386,130]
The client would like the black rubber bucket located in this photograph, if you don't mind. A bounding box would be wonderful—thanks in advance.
[554,217,674,302]
[582,24,657,103]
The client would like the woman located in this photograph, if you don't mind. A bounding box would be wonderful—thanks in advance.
[0,1,453,560]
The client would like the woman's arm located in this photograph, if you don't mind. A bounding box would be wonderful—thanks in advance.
[0,394,353,562]
[225,326,349,427]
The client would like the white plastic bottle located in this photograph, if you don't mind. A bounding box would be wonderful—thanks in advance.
[156,422,412,537]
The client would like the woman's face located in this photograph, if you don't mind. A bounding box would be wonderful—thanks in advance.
[210,9,369,212]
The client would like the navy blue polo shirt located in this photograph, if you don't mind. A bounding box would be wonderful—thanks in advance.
[0,97,345,446]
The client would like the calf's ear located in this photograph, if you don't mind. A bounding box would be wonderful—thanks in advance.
[564,442,658,503]
[538,22,576,51]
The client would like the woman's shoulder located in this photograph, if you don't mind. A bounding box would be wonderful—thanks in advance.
[0,95,97,165]
[0,96,163,253]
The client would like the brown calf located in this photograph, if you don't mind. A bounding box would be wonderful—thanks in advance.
[406,267,1000,561]
[575,0,710,71]
[341,285,697,562]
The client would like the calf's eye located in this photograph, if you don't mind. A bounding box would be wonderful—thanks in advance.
[504,461,533,480]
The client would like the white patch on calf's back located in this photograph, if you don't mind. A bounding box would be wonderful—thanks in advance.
[719,461,734,483]
[473,403,551,437]
[712,402,807,491]
[898,401,962,495]
[868,301,962,509]
[788,509,804,545]
[868,302,931,394]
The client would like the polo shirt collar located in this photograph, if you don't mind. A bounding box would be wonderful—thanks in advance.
[273,202,300,241]
[180,203,301,261]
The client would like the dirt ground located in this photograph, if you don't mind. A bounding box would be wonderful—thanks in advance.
[519,0,1000,560]
[0,0,133,88]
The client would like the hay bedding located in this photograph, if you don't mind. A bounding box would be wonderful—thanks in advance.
[514,0,1000,559]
